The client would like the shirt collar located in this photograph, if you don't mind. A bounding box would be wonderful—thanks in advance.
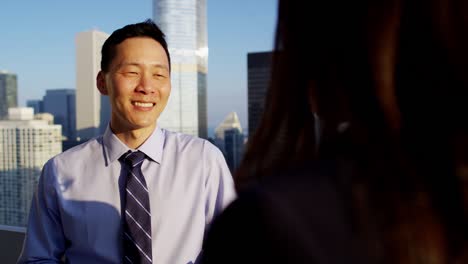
[137,126,164,164]
[103,125,165,165]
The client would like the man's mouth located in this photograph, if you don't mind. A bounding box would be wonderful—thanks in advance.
[132,101,155,107]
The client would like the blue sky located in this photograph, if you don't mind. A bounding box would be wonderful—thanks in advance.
[0,0,277,135]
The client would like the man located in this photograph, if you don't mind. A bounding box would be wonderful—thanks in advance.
[18,20,236,264]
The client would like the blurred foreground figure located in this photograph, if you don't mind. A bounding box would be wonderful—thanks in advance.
[201,0,468,263]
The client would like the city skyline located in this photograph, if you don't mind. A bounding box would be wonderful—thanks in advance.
[0,0,277,134]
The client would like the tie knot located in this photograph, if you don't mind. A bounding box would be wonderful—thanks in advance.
[121,150,146,168]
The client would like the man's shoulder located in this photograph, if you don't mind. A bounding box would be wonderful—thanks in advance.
[52,136,103,164]
[161,129,221,156]
[162,129,204,143]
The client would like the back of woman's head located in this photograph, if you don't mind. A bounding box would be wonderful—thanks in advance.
[236,0,468,262]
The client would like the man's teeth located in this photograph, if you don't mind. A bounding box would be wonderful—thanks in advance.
[134,102,153,107]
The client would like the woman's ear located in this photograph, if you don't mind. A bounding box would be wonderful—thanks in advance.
[96,71,108,95]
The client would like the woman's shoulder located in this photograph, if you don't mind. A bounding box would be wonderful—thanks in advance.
[202,161,362,263]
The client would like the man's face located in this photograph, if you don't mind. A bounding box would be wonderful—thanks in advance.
[97,37,171,134]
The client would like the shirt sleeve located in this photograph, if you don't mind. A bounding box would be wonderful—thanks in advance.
[17,158,66,263]
[203,141,237,227]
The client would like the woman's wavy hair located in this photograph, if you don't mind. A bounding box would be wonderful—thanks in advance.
[236,0,468,262]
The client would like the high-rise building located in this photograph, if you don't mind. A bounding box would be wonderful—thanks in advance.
[213,112,245,171]
[0,71,18,120]
[26,100,43,114]
[247,52,272,137]
[75,30,110,140]
[43,89,76,140]
[0,108,62,227]
[153,0,208,138]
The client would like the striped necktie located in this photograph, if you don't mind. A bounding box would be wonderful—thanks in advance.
[120,150,152,263]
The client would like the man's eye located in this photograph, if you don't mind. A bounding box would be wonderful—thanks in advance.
[154,73,166,78]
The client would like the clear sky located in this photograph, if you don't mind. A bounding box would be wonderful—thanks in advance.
[0,0,278,135]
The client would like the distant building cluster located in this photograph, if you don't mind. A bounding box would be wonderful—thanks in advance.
[210,51,272,172]
[27,89,76,140]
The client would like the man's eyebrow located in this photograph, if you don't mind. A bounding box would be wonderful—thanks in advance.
[151,64,170,71]
[118,62,169,71]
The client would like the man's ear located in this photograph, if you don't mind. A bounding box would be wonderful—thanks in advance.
[96,71,108,95]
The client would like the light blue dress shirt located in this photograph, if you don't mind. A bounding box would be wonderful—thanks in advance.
[18,126,236,264]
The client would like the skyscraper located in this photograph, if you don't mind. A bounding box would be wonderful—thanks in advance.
[0,71,18,120]
[42,89,76,140]
[224,128,245,171]
[153,0,208,138]
[247,51,272,137]
[214,112,243,140]
[75,30,110,140]
[0,108,62,227]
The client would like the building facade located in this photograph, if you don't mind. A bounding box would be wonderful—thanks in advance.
[0,71,18,120]
[153,0,208,138]
[43,89,76,140]
[247,52,272,137]
[0,108,62,227]
[75,30,110,140]
[224,128,244,171]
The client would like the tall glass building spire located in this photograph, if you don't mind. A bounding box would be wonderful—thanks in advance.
[153,0,208,138]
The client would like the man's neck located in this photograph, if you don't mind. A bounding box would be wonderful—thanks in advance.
[111,125,156,149]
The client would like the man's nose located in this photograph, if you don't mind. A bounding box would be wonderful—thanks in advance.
[136,73,155,94]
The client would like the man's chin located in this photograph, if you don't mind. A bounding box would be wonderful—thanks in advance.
[110,121,156,134]
[132,121,157,131]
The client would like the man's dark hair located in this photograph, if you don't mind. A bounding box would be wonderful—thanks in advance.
[100,19,171,72]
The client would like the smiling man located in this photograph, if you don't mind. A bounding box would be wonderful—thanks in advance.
[18,20,236,264]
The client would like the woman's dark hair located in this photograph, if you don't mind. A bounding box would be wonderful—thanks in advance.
[236,0,468,262]
[100,19,171,72]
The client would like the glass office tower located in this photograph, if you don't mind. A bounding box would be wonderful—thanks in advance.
[153,0,208,138]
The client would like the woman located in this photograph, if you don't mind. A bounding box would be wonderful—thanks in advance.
[202,0,468,263]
